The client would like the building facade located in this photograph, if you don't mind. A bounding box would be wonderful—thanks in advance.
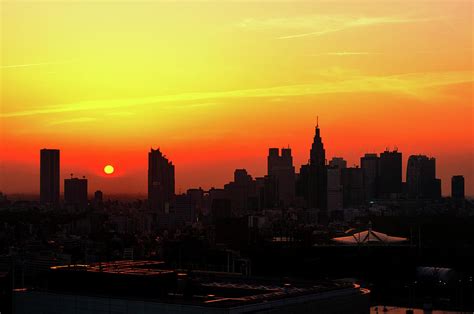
[148,148,175,211]
[40,149,60,206]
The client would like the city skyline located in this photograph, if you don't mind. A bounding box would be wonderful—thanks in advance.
[1,0,473,196]
[2,121,470,199]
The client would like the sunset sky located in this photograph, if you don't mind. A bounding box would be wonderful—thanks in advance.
[1,0,473,196]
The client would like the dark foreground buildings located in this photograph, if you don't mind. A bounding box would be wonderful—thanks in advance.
[13,261,370,314]
[148,148,175,211]
[40,149,60,206]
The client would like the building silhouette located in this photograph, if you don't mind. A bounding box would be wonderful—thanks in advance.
[267,148,296,207]
[64,176,88,209]
[40,149,60,206]
[379,149,402,198]
[148,148,175,211]
[94,190,103,203]
[224,169,257,215]
[297,121,327,211]
[341,167,364,208]
[328,157,347,169]
[327,157,346,212]
[451,175,465,199]
[406,155,441,199]
[361,153,379,201]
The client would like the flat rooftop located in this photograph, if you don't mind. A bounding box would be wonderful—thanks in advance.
[40,260,368,309]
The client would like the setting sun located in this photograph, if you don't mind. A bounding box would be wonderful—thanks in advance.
[104,165,114,175]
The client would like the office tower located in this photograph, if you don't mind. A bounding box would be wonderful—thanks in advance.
[224,169,257,214]
[327,168,343,212]
[267,147,296,207]
[327,157,346,212]
[328,157,347,169]
[341,167,364,208]
[361,153,379,201]
[310,119,326,167]
[451,175,465,199]
[379,149,402,198]
[297,121,327,210]
[148,148,175,211]
[40,149,60,206]
[406,155,441,199]
[64,177,88,209]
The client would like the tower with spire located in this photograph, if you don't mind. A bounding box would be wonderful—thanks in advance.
[310,117,326,167]
[296,117,328,214]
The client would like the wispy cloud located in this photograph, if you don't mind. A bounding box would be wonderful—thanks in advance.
[1,70,471,118]
[0,60,75,69]
[238,15,443,39]
[310,52,380,56]
[49,117,97,125]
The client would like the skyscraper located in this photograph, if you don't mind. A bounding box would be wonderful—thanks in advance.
[379,149,402,198]
[40,149,60,206]
[451,175,465,199]
[327,158,346,212]
[361,153,379,201]
[224,169,257,214]
[64,176,88,209]
[341,167,364,208]
[297,120,327,210]
[406,155,441,199]
[148,148,175,211]
[310,119,326,167]
[267,147,295,207]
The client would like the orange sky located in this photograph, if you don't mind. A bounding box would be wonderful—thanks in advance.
[1,0,473,196]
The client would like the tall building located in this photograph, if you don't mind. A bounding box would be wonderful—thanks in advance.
[310,119,326,167]
[406,155,441,199]
[297,121,327,210]
[341,167,364,208]
[379,150,402,198]
[327,159,346,212]
[64,177,88,209]
[451,175,465,199]
[148,148,175,211]
[224,169,257,214]
[267,147,295,207]
[361,153,379,201]
[40,149,60,206]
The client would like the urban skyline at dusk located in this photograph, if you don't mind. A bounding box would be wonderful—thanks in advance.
[1,119,472,197]
[1,1,473,313]
[1,0,472,196]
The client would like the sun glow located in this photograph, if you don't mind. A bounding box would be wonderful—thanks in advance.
[104,165,115,175]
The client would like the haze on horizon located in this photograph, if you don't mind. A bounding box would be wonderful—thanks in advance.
[1,0,473,196]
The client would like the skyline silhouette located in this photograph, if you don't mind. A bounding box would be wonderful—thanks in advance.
[1,1,473,313]
[3,121,468,201]
[1,1,473,197]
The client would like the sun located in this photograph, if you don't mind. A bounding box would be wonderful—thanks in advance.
[104,165,115,175]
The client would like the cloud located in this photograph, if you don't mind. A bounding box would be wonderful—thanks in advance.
[0,60,75,69]
[1,70,471,118]
[238,15,443,39]
[49,117,97,125]
[310,52,380,56]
